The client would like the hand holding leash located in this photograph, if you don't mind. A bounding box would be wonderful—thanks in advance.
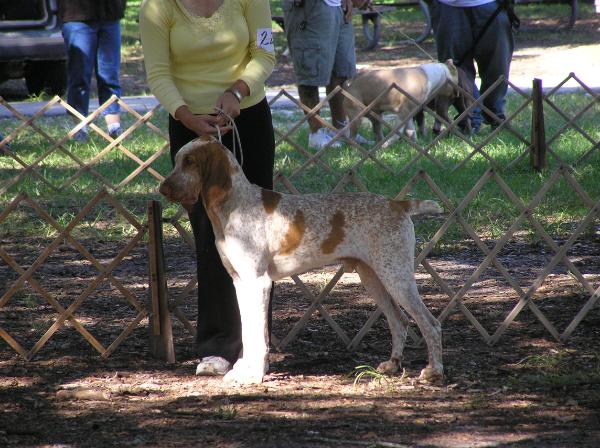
[215,90,241,121]
[175,105,232,136]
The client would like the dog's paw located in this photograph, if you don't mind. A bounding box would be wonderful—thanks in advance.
[418,366,444,385]
[222,360,267,385]
[377,359,400,374]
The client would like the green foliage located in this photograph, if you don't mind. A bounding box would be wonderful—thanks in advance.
[270,89,600,244]
[1,89,599,245]
[211,404,239,420]
[351,364,388,386]
[509,350,600,390]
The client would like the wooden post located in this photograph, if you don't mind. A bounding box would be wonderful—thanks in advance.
[147,200,175,363]
[530,78,547,172]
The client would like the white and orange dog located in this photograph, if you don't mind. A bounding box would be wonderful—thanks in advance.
[159,137,444,384]
[343,60,459,144]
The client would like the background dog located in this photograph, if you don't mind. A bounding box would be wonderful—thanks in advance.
[159,138,445,385]
[415,64,473,136]
[343,60,458,145]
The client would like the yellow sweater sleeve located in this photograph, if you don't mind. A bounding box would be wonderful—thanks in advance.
[239,0,276,96]
[139,0,186,117]
[139,0,275,116]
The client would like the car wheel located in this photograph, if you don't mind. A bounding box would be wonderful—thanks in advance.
[25,60,67,96]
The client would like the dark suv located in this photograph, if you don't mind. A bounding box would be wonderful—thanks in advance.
[0,0,67,96]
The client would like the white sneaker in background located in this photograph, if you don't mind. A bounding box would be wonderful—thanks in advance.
[308,127,342,150]
[332,121,373,146]
[195,356,231,376]
[344,131,373,146]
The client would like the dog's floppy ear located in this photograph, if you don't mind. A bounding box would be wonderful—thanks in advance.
[443,59,459,89]
[195,142,234,210]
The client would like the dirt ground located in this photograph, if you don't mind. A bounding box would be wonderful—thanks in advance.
[1,233,600,447]
[2,12,600,448]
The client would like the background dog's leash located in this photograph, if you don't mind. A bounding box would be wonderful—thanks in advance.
[214,107,244,168]
[365,3,436,62]
[456,0,519,67]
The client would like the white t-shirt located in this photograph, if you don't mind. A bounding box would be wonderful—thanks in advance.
[322,0,342,7]
[438,0,496,7]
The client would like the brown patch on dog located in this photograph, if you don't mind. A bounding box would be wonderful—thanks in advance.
[261,189,281,214]
[389,200,411,215]
[321,211,345,254]
[196,142,233,210]
[279,210,305,255]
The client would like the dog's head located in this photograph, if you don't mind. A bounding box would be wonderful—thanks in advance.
[159,136,236,211]
[443,59,459,86]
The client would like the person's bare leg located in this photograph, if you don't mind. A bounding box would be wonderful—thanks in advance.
[105,113,121,136]
[326,75,347,130]
[298,85,322,133]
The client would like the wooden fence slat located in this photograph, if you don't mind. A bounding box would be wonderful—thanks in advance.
[275,268,345,350]
[0,327,28,359]
[531,78,548,171]
[2,76,600,361]
[147,200,175,363]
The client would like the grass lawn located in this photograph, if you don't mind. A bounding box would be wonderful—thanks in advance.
[1,1,598,247]
[1,86,599,248]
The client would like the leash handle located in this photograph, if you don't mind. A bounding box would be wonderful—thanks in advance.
[214,107,244,168]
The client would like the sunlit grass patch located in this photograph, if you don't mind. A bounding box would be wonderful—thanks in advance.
[509,350,600,390]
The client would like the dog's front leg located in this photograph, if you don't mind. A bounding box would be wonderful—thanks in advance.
[223,274,271,385]
[433,96,451,136]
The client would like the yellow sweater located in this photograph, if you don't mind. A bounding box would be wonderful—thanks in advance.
[139,0,275,116]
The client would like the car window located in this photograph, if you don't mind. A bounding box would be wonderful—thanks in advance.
[0,0,52,29]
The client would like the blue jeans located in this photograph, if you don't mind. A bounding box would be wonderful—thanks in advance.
[431,0,514,127]
[61,20,122,117]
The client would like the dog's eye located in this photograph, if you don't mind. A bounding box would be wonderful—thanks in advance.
[183,156,194,167]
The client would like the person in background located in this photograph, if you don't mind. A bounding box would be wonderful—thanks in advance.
[58,0,126,141]
[284,0,370,149]
[430,0,516,132]
[139,0,276,376]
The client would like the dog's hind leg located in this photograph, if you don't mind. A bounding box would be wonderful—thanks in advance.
[355,261,409,374]
[223,273,272,384]
[378,270,443,383]
[367,112,384,143]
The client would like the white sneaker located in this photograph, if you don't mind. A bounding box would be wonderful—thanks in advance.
[332,121,373,146]
[195,356,231,376]
[308,128,342,150]
[343,131,373,146]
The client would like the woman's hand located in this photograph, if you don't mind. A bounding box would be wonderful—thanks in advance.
[215,90,241,120]
[174,105,232,136]
[214,81,249,122]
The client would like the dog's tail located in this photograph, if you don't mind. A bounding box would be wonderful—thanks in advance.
[404,200,444,216]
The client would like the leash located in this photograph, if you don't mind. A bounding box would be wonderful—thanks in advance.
[366,3,436,61]
[214,107,244,168]
[456,0,519,66]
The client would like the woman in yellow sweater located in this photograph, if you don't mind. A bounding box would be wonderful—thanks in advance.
[140,0,276,376]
